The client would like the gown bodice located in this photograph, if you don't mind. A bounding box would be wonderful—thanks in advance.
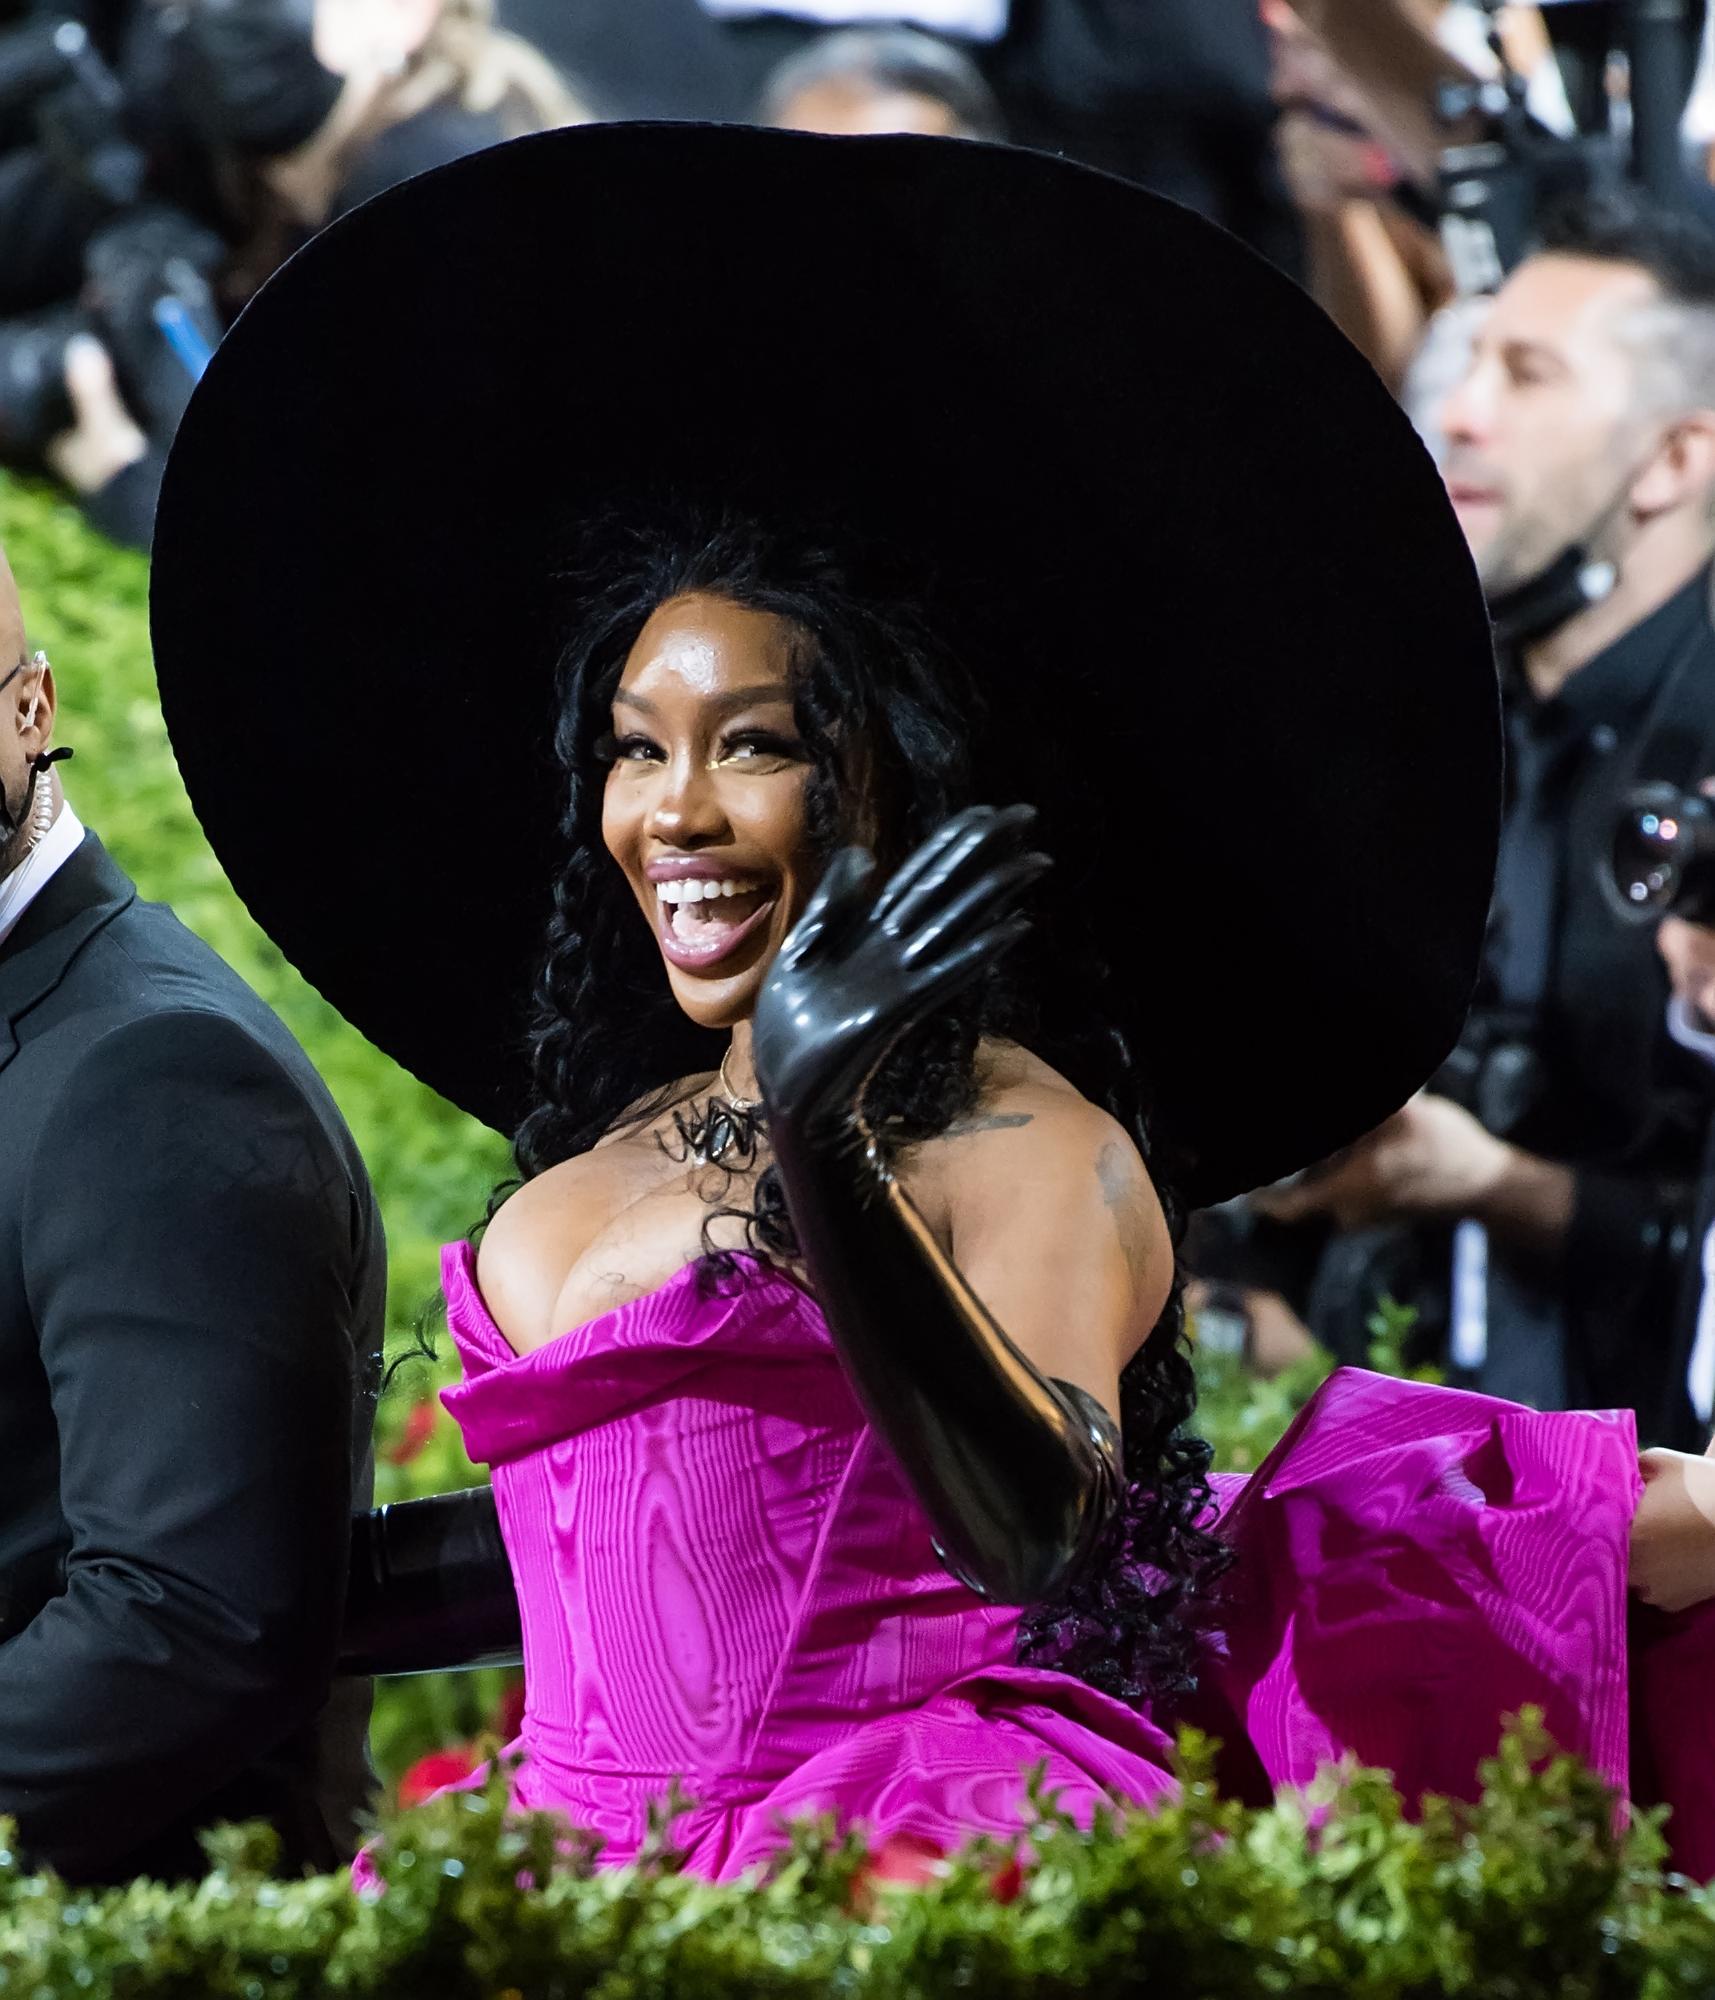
[434,1240,1715,1883]
[439,1242,1176,1872]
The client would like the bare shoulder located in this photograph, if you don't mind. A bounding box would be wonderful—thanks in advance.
[921,1043,1141,1181]
[913,1043,1173,1329]
[476,1120,673,1350]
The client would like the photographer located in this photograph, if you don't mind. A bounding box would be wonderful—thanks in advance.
[1248,194,1715,1426]
[0,0,583,547]
[1643,902,1715,1444]
[1264,2,1590,393]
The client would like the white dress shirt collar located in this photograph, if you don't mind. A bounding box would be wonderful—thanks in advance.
[0,798,87,953]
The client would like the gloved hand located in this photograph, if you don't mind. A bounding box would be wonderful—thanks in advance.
[754,802,1046,1138]
[751,804,1120,1606]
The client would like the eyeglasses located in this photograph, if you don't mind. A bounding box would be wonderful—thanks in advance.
[0,650,49,697]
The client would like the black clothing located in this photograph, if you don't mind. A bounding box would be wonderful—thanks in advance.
[331,102,519,221]
[500,0,1298,269]
[0,147,111,316]
[1479,570,1715,1415]
[0,833,385,1884]
[1196,571,1715,1420]
[1662,1120,1715,1450]
[79,442,164,551]
[985,0,1294,272]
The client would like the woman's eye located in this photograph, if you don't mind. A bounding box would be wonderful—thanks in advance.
[597,731,663,765]
[721,731,804,763]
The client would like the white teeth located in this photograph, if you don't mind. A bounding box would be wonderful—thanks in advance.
[656,878,757,905]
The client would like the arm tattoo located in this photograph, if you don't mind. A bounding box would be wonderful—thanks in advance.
[1096,1140,1155,1288]
[946,1110,1035,1137]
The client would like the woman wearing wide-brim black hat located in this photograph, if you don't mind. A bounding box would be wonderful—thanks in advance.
[151,124,1713,1878]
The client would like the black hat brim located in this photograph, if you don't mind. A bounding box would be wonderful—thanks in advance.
[150,123,1499,1208]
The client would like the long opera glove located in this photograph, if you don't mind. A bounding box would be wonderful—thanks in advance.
[754,806,1120,1607]
[771,1119,1121,1604]
[339,1487,523,1677]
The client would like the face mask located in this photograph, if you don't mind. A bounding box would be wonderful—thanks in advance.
[1482,437,1661,650]
[1486,546,1618,651]
[177,0,343,157]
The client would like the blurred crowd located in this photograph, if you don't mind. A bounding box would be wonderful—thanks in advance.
[11,0,1715,1447]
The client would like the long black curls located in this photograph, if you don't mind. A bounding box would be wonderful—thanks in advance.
[514,501,1229,1707]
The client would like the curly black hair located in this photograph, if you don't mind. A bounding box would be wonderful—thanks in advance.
[514,499,1230,1705]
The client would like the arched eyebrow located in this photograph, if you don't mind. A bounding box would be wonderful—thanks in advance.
[612,683,796,717]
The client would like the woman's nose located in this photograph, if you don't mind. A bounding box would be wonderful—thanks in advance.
[646,753,727,844]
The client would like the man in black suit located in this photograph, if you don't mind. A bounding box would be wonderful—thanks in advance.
[0,543,385,1883]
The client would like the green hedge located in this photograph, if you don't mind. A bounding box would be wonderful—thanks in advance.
[3,1716,1715,1998]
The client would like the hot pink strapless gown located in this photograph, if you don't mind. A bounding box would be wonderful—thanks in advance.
[437,1242,1715,1879]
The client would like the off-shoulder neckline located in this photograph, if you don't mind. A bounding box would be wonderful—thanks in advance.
[442,1238,820,1374]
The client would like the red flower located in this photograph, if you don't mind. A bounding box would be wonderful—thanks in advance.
[397,1745,480,1808]
[847,1828,946,1913]
[493,1676,527,1741]
[384,1399,439,1466]
[988,1854,1025,1904]
[866,1830,946,1884]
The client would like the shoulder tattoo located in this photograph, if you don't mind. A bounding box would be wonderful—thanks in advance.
[946,1110,1035,1137]
[1096,1139,1155,1288]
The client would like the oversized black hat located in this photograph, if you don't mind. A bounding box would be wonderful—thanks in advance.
[149,122,1499,1208]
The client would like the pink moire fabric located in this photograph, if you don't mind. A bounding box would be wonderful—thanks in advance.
[436,1243,1715,1878]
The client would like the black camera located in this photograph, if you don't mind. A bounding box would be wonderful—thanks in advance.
[1607,781,1715,926]
[1433,1006,1548,1141]
[0,205,223,461]
[1427,0,1693,286]
[0,9,226,462]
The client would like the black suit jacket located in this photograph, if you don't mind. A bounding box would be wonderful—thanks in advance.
[0,834,386,1883]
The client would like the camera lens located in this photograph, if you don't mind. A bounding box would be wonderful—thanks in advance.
[1607,780,1715,925]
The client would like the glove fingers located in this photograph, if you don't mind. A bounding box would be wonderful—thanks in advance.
[784,845,876,963]
[880,806,1034,938]
[867,807,989,923]
[903,914,1036,1020]
[898,852,1049,964]
[871,803,1034,925]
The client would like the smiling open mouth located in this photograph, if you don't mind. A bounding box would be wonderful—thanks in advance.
[655,877,778,971]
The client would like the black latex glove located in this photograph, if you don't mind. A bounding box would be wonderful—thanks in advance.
[753,805,1122,1605]
[755,804,1042,1136]
[340,1487,522,1678]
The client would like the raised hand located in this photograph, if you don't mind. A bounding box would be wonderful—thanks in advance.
[747,804,1114,1605]
[752,804,1049,1136]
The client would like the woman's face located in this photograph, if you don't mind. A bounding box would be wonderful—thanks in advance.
[601,591,819,1031]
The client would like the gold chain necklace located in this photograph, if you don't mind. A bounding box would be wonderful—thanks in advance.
[716,1043,759,1112]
